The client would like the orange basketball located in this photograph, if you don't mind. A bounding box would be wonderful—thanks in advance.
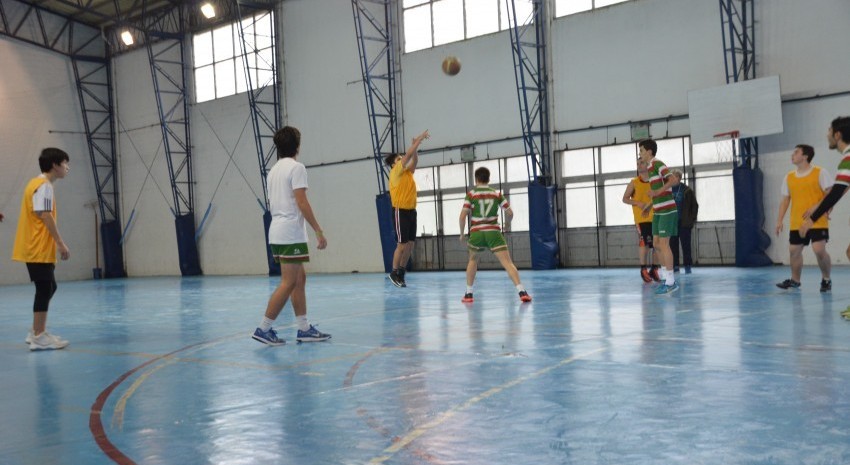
[442,56,461,76]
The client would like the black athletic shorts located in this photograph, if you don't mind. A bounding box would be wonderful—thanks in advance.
[637,222,654,249]
[26,263,56,282]
[394,208,417,244]
[789,228,828,246]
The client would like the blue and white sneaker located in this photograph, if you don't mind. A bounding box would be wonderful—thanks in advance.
[654,281,679,295]
[252,327,285,346]
[296,325,331,342]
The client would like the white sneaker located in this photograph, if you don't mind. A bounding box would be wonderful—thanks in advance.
[26,330,67,345]
[29,332,69,351]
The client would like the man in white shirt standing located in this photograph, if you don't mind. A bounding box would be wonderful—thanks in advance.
[252,126,331,345]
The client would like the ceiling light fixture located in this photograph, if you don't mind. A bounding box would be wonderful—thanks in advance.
[200,3,216,19]
[120,30,134,46]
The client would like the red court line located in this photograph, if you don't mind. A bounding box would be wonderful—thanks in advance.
[89,339,227,465]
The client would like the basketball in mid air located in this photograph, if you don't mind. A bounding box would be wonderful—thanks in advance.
[442,56,461,76]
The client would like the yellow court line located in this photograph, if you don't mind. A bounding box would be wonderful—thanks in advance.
[368,347,606,464]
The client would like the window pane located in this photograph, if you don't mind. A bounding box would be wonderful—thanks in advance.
[433,0,464,46]
[561,148,595,177]
[694,170,735,221]
[439,164,467,189]
[600,143,636,174]
[194,65,215,103]
[595,0,629,7]
[555,0,592,17]
[655,138,686,170]
[506,156,529,183]
[472,159,502,186]
[500,0,533,30]
[417,195,439,236]
[692,140,734,165]
[414,167,437,191]
[256,49,275,87]
[214,59,236,98]
[255,12,273,49]
[442,192,466,235]
[213,24,234,61]
[235,54,250,94]
[193,31,213,67]
[507,187,529,231]
[466,0,499,38]
[565,181,598,228]
[404,5,432,52]
[234,20,253,54]
[604,178,633,226]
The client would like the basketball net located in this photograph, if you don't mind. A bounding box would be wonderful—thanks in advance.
[713,130,739,164]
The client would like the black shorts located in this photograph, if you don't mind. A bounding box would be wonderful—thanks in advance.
[394,208,417,244]
[26,263,56,282]
[789,228,828,246]
[637,222,654,248]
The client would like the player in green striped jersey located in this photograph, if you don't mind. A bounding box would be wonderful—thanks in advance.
[458,167,531,303]
[638,139,681,294]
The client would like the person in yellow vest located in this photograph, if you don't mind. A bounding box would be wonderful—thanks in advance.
[12,148,72,351]
[622,158,660,283]
[383,129,429,287]
[774,144,832,292]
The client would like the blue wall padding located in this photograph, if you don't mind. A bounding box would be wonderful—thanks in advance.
[376,193,396,273]
[263,210,281,276]
[175,213,203,276]
[528,181,559,269]
[733,165,772,267]
[100,220,126,278]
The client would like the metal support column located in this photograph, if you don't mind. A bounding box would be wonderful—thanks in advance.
[145,4,201,276]
[234,1,282,275]
[351,0,400,273]
[506,0,558,269]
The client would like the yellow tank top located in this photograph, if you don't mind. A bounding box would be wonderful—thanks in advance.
[787,167,828,230]
[389,162,417,209]
[631,176,654,224]
[12,177,57,263]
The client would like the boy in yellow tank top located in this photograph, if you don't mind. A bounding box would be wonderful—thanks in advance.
[12,148,72,350]
[774,144,832,292]
[622,159,660,283]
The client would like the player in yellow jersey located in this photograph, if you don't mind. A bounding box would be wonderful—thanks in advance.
[384,129,429,287]
[774,144,832,292]
[12,148,71,351]
[622,159,660,283]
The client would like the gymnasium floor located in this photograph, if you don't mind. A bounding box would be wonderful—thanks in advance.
[1,267,849,465]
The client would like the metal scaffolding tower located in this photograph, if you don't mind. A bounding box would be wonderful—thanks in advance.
[0,0,126,278]
[145,4,202,275]
[351,0,400,272]
[506,0,558,269]
[234,1,282,275]
[719,0,757,165]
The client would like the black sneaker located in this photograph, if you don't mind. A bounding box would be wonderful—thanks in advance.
[820,279,832,293]
[519,290,532,302]
[461,293,474,303]
[388,271,403,288]
[776,279,801,290]
[398,269,407,287]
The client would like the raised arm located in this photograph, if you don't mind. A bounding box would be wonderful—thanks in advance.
[401,130,430,172]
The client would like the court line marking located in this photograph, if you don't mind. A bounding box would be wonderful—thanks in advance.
[368,347,606,464]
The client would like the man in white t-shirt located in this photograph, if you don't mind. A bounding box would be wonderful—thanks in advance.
[252,126,331,345]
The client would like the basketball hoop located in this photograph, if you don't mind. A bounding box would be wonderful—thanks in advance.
[713,130,739,163]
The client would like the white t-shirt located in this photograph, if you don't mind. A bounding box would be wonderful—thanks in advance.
[32,178,55,212]
[267,157,309,244]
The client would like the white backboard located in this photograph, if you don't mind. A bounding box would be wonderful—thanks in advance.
[687,75,784,144]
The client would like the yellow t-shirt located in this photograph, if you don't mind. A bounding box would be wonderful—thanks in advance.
[630,175,654,224]
[786,167,828,230]
[389,161,417,209]
[12,176,57,263]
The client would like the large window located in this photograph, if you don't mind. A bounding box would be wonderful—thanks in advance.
[554,0,630,18]
[193,11,275,103]
[403,0,532,53]
[560,137,734,229]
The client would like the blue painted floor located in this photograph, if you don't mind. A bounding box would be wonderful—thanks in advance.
[1,267,850,465]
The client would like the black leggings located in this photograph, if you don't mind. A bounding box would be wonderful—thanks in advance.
[26,263,57,312]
